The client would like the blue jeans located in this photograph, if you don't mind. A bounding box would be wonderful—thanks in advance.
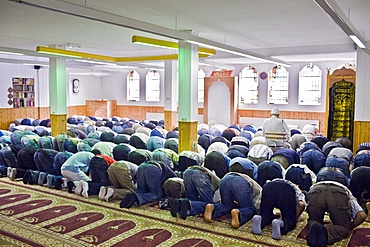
[34,149,59,174]
[317,167,349,187]
[53,152,72,176]
[135,162,163,205]
[0,146,18,168]
[325,157,350,178]
[212,173,255,225]
[183,167,213,216]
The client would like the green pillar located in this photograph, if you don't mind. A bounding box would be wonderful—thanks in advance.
[49,57,67,136]
[164,60,178,131]
[178,40,198,152]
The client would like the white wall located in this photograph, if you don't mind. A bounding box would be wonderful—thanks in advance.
[0,60,353,114]
[232,61,349,113]
[0,62,48,108]
[101,69,165,106]
[67,72,104,106]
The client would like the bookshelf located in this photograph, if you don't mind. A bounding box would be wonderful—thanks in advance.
[12,77,35,107]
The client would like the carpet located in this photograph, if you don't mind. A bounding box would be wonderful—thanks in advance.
[0,177,369,247]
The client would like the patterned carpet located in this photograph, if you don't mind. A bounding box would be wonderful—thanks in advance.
[0,177,369,247]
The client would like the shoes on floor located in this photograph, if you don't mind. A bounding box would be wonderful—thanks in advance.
[170,198,181,217]
[252,215,262,235]
[231,209,240,229]
[272,219,284,240]
[104,188,114,202]
[179,199,190,220]
[204,204,214,223]
[98,186,107,201]
[306,223,328,247]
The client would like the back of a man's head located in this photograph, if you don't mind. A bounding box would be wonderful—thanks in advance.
[271,107,280,116]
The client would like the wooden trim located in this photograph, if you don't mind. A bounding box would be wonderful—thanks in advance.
[204,76,237,125]
[237,109,326,134]
[353,120,370,154]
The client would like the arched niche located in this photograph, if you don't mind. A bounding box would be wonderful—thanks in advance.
[204,76,238,126]
[325,66,356,144]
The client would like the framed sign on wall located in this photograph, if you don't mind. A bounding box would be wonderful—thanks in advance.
[72,79,80,93]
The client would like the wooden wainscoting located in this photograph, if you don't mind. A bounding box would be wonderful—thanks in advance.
[116,105,165,120]
[353,121,370,154]
[0,107,50,130]
[1,106,327,136]
[1,106,83,130]
[237,109,326,134]
[67,105,87,117]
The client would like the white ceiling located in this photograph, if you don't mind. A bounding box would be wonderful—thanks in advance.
[0,0,369,71]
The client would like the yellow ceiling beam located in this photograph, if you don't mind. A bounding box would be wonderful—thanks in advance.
[37,45,212,63]
[132,35,216,56]
[116,53,210,62]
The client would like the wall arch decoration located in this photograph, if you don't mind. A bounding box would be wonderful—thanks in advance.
[325,67,356,145]
[203,76,238,126]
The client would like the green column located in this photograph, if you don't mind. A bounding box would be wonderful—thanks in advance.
[178,40,198,152]
[164,60,178,130]
[49,57,67,136]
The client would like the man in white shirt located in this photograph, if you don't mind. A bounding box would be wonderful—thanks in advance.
[262,107,291,148]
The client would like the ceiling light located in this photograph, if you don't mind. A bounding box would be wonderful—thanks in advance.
[0,51,24,56]
[69,72,111,76]
[116,53,209,62]
[37,46,115,61]
[313,0,369,54]
[22,63,49,67]
[349,35,366,49]
[76,59,116,65]
[188,40,291,67]
[132,35,216,56]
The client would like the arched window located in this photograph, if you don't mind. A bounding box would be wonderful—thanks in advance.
[127,70,140,101]
[268,65,289,104]
[239,66,258,104]
[146,70,160,102]
[198,69,205,102]
[298,63,322,105]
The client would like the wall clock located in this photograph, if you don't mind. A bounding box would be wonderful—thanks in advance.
[72,79,80,93]
[259,72,267,80]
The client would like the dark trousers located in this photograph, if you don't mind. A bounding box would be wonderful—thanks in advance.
[86,156,111,195]
[17,148,37,170]
[307,183,351,244]
[260,180,297,235]
[34,149,58,174]
[89,156,110,185]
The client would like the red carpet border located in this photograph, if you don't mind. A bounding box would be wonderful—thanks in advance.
[0,178,368,246]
